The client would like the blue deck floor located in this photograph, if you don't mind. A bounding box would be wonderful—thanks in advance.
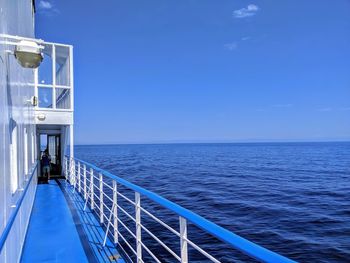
[21,180,124,263]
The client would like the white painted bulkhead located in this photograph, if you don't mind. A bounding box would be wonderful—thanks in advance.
[0,0,74,262]
[0,1,37,262]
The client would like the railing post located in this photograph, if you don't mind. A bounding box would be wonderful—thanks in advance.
[135,192,142,262]
[113,180,118,244]
[99,173,104,224]
[65,157,68,180]
[73,159,76,189]
[90,168,94,210]
[77,162,81,193]
[83,164,87,200]
[179,216,188,263]
[69,158,73,184]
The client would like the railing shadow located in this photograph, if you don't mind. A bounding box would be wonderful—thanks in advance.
[57,179,125,263]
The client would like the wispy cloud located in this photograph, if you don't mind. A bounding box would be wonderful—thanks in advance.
[224,36,252,51]
[233,4,259,18]
[272,104,293,108]
[256,103,293,112]
[317,107,332,112]
[224,42,238,51]
[39,0,53,9]
[38,0,59,15]
[241,36,251,41]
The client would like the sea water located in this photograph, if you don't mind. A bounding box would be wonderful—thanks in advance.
[75,142,350,262]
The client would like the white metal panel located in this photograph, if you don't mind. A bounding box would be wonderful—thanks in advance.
[0,0,75,260]
[0,0,41,262]
[34,110,73,125]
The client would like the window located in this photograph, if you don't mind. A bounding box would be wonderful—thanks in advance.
[24,128,28,175]
[38,87,53,108]
[36,43,72,110]
[31,0,36,14]
[31,0,36,27]
[10,121,18,194]
[31,131,35,164]
[56,88,71,109]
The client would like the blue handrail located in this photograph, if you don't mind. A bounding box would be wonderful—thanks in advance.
[0,161,38,252]
[72,157,296,263]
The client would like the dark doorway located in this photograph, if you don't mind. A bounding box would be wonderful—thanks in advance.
[48,135,61,176]
[40,134,62,180]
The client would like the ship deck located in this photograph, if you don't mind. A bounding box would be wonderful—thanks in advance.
[21,179,124,263]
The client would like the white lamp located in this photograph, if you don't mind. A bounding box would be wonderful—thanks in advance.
[14,40,43,68]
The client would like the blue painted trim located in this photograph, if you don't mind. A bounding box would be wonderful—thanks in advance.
[0,161,38,253]
[73,157,296,263]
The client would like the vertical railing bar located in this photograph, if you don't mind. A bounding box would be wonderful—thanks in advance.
[78,161,81,193]
[83,183,92,211]
[69,157,73,184]
[72,161,74,185]
[72,159,76,193]
[72,158,74,184]
[135,192,142,262]
[90,168,94,210]
[83,164,87,200]
[99,173,104,224]
[65,157,68,180]
[180,216,188,263]
[113,180,118,244]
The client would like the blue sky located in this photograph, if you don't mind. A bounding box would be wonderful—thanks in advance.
[35,0,350,144]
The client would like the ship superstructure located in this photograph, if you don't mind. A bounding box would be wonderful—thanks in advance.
[0,0,73,261]
[0,1,296,262]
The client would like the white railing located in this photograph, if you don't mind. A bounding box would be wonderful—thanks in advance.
[64,156,295,263]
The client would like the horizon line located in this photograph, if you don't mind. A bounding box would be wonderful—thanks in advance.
[74,139,350,146]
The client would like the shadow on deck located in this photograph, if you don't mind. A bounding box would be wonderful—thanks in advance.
[21,179,125,263]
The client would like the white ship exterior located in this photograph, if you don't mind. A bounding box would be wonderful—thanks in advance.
[0,0,73,262]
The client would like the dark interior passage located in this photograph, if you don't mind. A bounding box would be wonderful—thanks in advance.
[39,133,62,181]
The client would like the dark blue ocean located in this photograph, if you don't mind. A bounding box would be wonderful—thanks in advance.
[75,142,350,262]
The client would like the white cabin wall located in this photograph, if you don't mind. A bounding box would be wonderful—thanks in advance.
[0,0,38,262]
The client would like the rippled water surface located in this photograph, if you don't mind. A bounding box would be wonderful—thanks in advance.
[75,142,350,262]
